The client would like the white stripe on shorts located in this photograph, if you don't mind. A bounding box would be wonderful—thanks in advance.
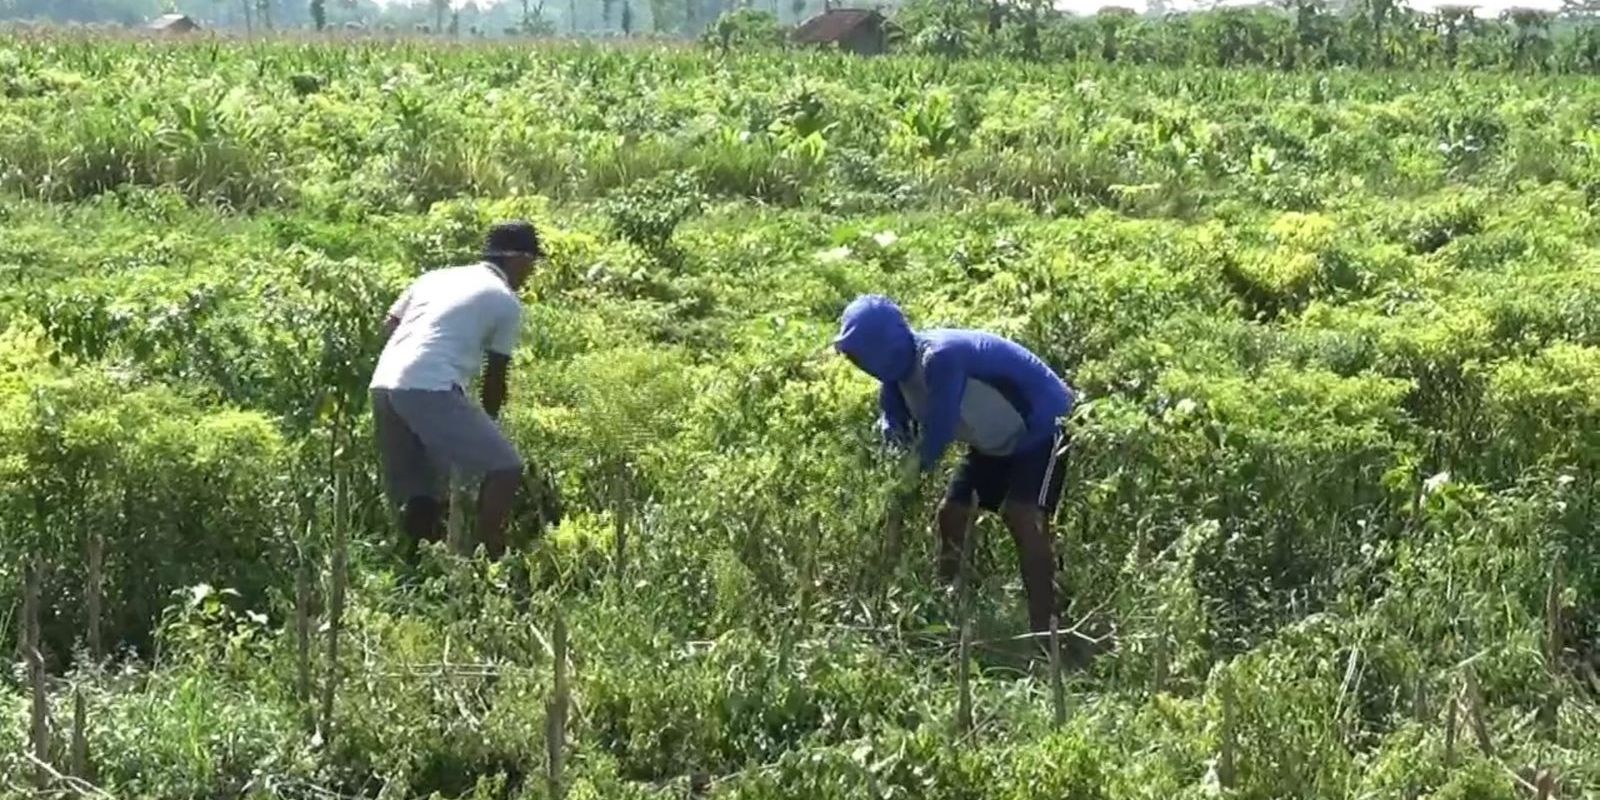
[1037,428,1065,508]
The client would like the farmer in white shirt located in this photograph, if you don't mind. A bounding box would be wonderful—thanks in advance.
[369,221,542,562]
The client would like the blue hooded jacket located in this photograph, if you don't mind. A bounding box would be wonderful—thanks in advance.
[834,295,1074,472]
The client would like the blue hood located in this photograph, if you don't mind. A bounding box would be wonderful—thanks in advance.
[834,295,916,382]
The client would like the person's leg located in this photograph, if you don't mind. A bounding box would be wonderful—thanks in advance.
[402,495,445,550]
[374,389,446,565]
[936,498,970,583]
[1000,502,1056,634]
[939,451,1004,583]
[999,427,1069,634]
[475,467,521,560]
[389,388,524,561]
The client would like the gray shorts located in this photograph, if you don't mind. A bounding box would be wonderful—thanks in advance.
[371,387,523,506]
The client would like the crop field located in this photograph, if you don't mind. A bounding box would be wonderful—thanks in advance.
[3,31,1600,799]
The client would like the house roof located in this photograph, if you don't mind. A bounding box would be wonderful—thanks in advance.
[793,9,883,43]
[150,14,198,30]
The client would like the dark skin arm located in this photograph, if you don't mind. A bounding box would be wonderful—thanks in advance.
[482,352,511,420]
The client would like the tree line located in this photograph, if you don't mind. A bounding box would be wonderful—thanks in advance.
[7,0,1600,73]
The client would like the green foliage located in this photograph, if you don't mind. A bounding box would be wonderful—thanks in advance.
[0,33,1597,800]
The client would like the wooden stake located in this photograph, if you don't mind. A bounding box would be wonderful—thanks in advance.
[1535,768,1555,800]
[1463,668,1494,757]
[955,618,973,736]
[1049,614,1066,729]
[319,468,349,748]
[613,472,628,585]
[295,540,314,728]
[448,481,470,556]
[26,560,48,790]
[86,530,103,662]
[952,493,980,611]
[1444,690,1458,768]
[1218,673,1236,789]
[546,614,570,800]
[882,488,904,579]
[70,685,87,780]
[1541,557,1564,736]
[1151,622,1168,695]
[1546,558,1564,666]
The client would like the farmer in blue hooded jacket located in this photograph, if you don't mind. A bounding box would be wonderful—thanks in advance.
[834,294,1074,634]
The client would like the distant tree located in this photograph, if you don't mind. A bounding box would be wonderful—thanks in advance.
[1435,4,1474,65]
[310,0,325,29]
[1561,0,1600,17]
[1503,6,1553,68]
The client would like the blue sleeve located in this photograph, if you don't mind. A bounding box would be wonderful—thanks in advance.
[916,348,968,471]
[878,382,913,445]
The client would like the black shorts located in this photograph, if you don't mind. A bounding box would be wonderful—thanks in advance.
[946,426,1069,513]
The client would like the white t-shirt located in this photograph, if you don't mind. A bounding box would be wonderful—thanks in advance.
[370,262,522,392]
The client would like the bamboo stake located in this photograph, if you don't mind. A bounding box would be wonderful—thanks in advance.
[1049,614,1066,728]
[319,467,349,748]
[546,614,570,800]
[955,618,973,736]
[26,560,48,790]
